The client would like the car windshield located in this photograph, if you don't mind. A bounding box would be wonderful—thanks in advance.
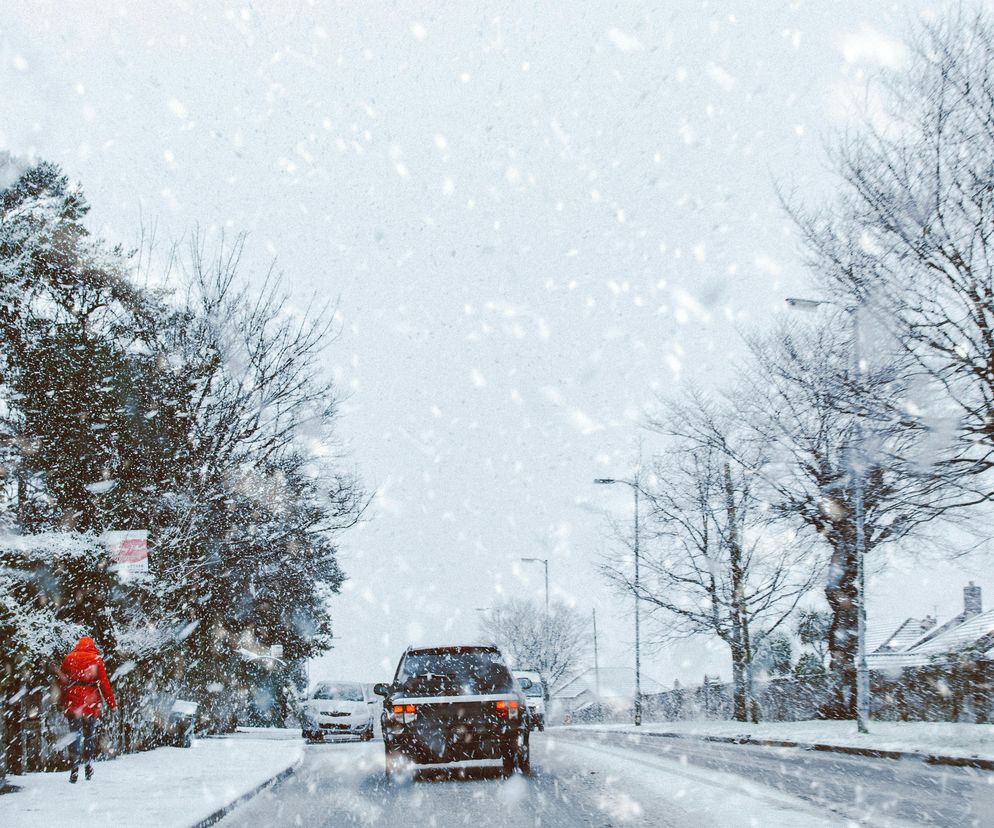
[397,648,513,695]
[523,682,543,698]
[312,684,363,702]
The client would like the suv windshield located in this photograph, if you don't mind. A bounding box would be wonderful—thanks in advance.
[523,682,543,698]
[313,683,364,702]
[396,648,513,695]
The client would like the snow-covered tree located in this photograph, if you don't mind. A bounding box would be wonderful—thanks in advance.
[795,609,831,670]
[479,599,587,693]
[0,159,364,750]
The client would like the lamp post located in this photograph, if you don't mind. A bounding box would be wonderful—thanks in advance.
[786,295,869,734]
[520,557,549,612]
[593,476,642,726]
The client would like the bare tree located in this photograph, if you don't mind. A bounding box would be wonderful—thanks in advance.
[143,232,368,712]
[791,10,994,508]
[612,396,822,722]
[479,599,587,693]
[733,318,955,717]
[157,232,367,569]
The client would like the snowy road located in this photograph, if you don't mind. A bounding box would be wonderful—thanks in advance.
[217,733,843,827]
[561,729,994,826]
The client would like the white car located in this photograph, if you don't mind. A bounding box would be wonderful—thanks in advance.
[513,671,545,731]
[302,681,375,742]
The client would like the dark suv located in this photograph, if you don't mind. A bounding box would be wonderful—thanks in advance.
[374,644,532,780]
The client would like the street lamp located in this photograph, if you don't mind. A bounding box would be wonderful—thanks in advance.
[593,476,642,727]
[520,557,549,612]
[786,295,870,734]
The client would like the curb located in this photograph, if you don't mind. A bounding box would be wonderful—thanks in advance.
[189,754,302,828]
[561,727,994,772]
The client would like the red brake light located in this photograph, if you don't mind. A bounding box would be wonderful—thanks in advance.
[496,698,519,720]
[392,702,417,722]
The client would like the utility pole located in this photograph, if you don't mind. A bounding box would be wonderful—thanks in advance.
[851,305,870,734]
[592,608,601,701]
[520,558,549,612]
[633,479,641,726]
[593,468,643,727]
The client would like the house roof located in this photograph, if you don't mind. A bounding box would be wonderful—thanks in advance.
[907,609,994,656]
[551,667,665,700]
[867,608,994,670]
[872,617,935,654]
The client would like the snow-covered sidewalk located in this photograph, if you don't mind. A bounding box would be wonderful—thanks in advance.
[0,727,303,828]
[565,719,994,763]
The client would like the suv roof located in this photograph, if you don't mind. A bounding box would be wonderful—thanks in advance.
[393,646,516,696]
[406,642,499,653]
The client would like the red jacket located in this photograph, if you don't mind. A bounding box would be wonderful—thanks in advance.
[58,636,116,718]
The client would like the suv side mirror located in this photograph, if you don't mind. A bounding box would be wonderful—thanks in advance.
[517,677,532,690]
[373,682,391,697]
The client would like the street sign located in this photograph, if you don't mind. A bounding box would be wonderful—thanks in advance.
[104,530,149,579]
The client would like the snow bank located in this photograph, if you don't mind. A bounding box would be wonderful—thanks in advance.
[566,719,994,761]
[0,727,303,828]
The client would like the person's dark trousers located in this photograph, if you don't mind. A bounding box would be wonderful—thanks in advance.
[68,715,98,770]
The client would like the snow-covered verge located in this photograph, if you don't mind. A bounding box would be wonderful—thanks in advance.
[564,719,994,762]
[0,727,303,828]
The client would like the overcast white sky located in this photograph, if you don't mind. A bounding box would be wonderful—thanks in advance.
[3,0,992,690]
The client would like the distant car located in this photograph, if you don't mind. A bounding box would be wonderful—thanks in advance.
[513,671,545,731]
[301,681,375,743]
[374,644,532,780]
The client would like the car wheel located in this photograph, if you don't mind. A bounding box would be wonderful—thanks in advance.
[516,731,531,775]
[501,747,516,778]
[361,728,373,742]
[385,748,411,783]
[538,721,545,732]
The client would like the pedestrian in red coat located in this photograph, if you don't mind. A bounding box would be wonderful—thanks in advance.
[57,636,117,783]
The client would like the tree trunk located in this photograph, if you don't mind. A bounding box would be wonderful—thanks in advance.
[730,641,748,721]
[822,532,858,719]
[724,462,751,722]
[742,627,759,723]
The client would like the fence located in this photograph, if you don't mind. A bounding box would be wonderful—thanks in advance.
[637,676,831,723]
[0,682,195,776]
[565,665,994,726]
[0,664,292,776]
[648,668,993,724]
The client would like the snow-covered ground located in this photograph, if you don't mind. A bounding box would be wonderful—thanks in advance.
[0,727,303,828]
[566,719,994,761]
